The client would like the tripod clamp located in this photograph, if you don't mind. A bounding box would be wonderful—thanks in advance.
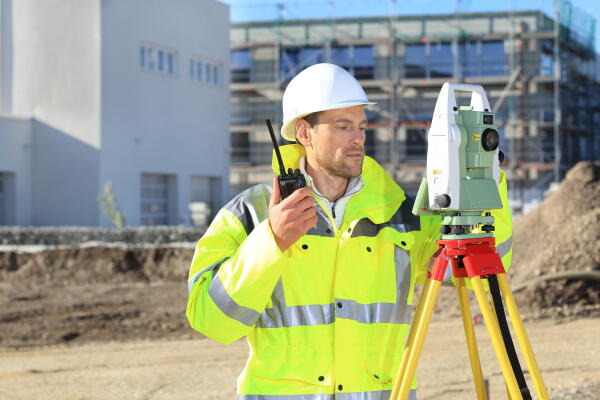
[428,237,505,282]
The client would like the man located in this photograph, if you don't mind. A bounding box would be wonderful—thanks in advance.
[186,63,512,399]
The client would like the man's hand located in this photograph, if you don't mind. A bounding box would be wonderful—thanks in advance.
[269,177,317,252]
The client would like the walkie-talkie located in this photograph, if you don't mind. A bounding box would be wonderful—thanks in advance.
[266,119,306,200]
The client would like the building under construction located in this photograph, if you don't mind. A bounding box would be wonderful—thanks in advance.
[229,6,599,213]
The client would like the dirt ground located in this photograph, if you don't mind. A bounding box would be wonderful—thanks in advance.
[0,282,193,348]
[0,316,597,400]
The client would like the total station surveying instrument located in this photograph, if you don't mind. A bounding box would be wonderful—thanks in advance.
[390,83,549,400]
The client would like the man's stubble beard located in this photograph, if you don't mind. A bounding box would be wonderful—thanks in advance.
[316,150,364,179]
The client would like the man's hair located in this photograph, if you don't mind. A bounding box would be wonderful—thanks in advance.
[295,111,322,143]
[302,111,322,128]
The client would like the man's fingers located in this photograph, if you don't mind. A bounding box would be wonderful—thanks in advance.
[301,211,318,230]
[283,186,313,205]
[300,207,317,224]
[294,196,315,212]
[270,177,281,206]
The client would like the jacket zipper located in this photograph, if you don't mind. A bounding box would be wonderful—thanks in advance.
[313,197,338,236]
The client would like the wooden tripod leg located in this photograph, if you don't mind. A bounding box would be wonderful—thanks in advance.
[470,276,522,399]
[497,273,550,400]
[390,277,442,400]
[456,278,487,400]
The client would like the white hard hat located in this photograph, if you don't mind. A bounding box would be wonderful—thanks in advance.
[280,63,376,142]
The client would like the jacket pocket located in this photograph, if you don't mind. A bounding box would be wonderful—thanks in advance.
[251,345,333,387]
[363,353,395,385]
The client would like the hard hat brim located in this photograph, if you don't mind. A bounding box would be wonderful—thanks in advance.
[280,101,377,142]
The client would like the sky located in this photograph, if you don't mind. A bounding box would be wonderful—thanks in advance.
[220,0,600,52]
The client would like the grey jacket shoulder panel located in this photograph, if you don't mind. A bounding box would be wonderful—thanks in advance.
[351,195,421,238]
[223,183,272,235]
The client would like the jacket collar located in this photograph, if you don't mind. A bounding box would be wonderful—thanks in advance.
[272,144,405,224]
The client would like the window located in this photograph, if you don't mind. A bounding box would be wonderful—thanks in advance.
[406,42,452,78]
[140,44,177,75]
[189,176,222,227]
[141,174,175,225]
[365,129,376,158]
[406,129,427,158]
[231,132,250,164]
[0,172,15,225]
[231,49,251,83]
[458,41,478,77]
[332,46,351,70]
[353,45,375,79]
[331,45,374,79]
[459,40,507,77]
[540,40,555,76]
[480,41,506,76]
[190,57,222,87]
[167,53,174,74]
[280,46,325,82]
[429,42,453,78]
[405,44,427,78]
[405,40,506,79]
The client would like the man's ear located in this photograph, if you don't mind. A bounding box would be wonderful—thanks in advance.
[295,119,312,147]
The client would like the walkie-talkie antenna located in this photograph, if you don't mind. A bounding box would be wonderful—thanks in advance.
[266,119,287,176]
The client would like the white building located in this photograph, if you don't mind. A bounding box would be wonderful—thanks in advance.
[0,0,230,226]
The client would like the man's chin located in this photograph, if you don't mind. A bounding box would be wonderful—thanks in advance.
[343,159,364,178]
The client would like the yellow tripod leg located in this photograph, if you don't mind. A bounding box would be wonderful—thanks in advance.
[456,278,487,400]
[396,278,433,376]
[390,278,441,400]
[470,276,522,399]
[497,273,550,400]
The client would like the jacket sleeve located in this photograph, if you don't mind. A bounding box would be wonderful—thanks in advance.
[411,169,513,286]
[186,207,284,344]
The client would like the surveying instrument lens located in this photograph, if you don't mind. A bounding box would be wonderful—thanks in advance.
[482,128,499,151]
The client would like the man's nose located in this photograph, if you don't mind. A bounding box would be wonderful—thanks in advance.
[350,127,365,146]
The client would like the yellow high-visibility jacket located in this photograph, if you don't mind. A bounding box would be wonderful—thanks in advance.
[187,144,512,400]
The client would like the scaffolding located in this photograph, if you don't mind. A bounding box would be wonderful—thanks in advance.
[228,2,600,213]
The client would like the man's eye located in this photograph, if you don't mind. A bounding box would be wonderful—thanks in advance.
[338,125,349,130]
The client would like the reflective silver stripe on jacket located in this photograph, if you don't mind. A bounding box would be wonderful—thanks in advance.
[336,299,413,324]
[337,390,417,400]
[256,279,334,328]
[257,247,412,328]
[238,389,417,399]
[208,273,260,327]
[257,302,335,328]
[496,236,512,258]
[394,246,411,304]
[187,257,228,294]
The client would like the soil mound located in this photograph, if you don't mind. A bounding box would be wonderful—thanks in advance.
[510,161,600,319]
[0,245,196,347]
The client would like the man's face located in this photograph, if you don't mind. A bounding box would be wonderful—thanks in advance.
[301,105,368,178]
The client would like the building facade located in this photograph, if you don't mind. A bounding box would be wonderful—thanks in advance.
[229,9,600,213]
[0,0,230,226]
